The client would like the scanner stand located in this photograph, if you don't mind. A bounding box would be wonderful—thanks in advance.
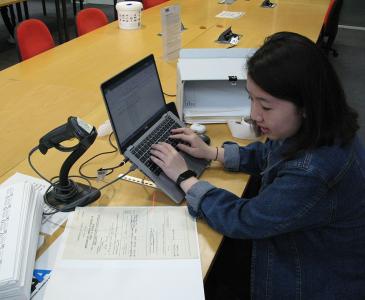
[46,184,101,212]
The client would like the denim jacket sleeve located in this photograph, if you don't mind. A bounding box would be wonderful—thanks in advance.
[186,165,330,239]
[224,141,268,175]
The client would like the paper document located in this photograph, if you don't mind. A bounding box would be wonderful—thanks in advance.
[216,11,245,19]
[44,206,205,300]
[31,235,65,300]
[0,182,43,300]
[1,173,69,235]
[63,206,198,260]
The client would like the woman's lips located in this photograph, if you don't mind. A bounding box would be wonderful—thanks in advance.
[259,126,270,134]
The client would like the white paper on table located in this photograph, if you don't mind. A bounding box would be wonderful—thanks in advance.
[1,173,69,235]
[40,211,69,236]
[215,10,245,19]
[44,206,205,300]
[0,181,43,299]
[63,206,199,260]
[37,235,45,249]
[32,235,65,300]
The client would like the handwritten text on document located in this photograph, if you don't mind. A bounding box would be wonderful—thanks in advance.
[62,206,199,260]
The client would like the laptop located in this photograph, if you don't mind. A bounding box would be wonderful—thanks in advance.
[101,54,209,203]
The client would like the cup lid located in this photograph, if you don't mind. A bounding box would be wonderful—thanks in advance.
[116,1,143,10]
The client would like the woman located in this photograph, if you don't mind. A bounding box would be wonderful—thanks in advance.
[150,32,365,299]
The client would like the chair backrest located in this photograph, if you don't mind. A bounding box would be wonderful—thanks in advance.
[323,0,343,36]
[76,8,109,36]
[143,0,168,10]
[16,19,55,61]
[323,0,335,26]
[316,0,343,55]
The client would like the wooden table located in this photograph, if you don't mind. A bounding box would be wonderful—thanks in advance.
[0,0,329,278]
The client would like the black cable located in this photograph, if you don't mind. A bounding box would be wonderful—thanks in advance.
[42,165,137,215]
[29,146,93,202]
[163,91,176,97]
[29,146,95,211]
[99,166,137,191]
[28,146,52,184]
[78,132,124,179]
[28,143,136,214]
[42,176,92,214]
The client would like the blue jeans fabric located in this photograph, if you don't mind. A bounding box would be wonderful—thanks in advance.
[186,136,365,299]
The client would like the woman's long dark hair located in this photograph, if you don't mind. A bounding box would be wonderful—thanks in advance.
[247,32,359,157]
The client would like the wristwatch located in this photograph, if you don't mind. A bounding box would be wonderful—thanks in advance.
[176,170,197,187]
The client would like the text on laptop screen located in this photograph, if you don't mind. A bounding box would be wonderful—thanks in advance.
[103,56,165,151]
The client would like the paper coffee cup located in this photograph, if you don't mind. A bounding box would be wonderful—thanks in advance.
[116,1,143,30]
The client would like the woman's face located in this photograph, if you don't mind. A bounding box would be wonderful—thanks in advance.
[247,76,303,140]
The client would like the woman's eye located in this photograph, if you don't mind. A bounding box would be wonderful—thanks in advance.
[262,106,272,111]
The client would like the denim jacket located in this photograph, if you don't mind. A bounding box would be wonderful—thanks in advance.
[186,136,365,300]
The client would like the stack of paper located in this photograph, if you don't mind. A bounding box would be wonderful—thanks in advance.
[2,173,69,236]
[44,206,205,300]
[184,106,249,124]
[0,182,43,300]
[183,80,250,124]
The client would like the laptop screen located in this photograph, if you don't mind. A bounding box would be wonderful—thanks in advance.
[101,55,166,153]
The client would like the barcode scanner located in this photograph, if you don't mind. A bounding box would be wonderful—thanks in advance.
[37,117,100,211]
[39,116,96,154]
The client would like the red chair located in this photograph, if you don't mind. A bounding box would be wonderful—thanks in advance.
[323,0,335,26]
[16,19,55,61]
[76,8,109,36]
[317,0,343,57]
[143,0,168,10]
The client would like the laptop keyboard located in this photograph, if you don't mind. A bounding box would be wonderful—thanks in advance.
[131,115,181,175]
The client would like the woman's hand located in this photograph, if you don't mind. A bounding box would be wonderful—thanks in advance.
[150,142,188,182]
[170,128,217,160]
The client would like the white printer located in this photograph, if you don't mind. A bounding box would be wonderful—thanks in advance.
[176,48,256,124]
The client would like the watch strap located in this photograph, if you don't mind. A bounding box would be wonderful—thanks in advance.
[176,170,197,187]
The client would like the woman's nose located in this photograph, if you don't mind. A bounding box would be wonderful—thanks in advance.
[251,101,263,122]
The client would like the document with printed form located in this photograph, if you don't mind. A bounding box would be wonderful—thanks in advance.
[44,206,205,299]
